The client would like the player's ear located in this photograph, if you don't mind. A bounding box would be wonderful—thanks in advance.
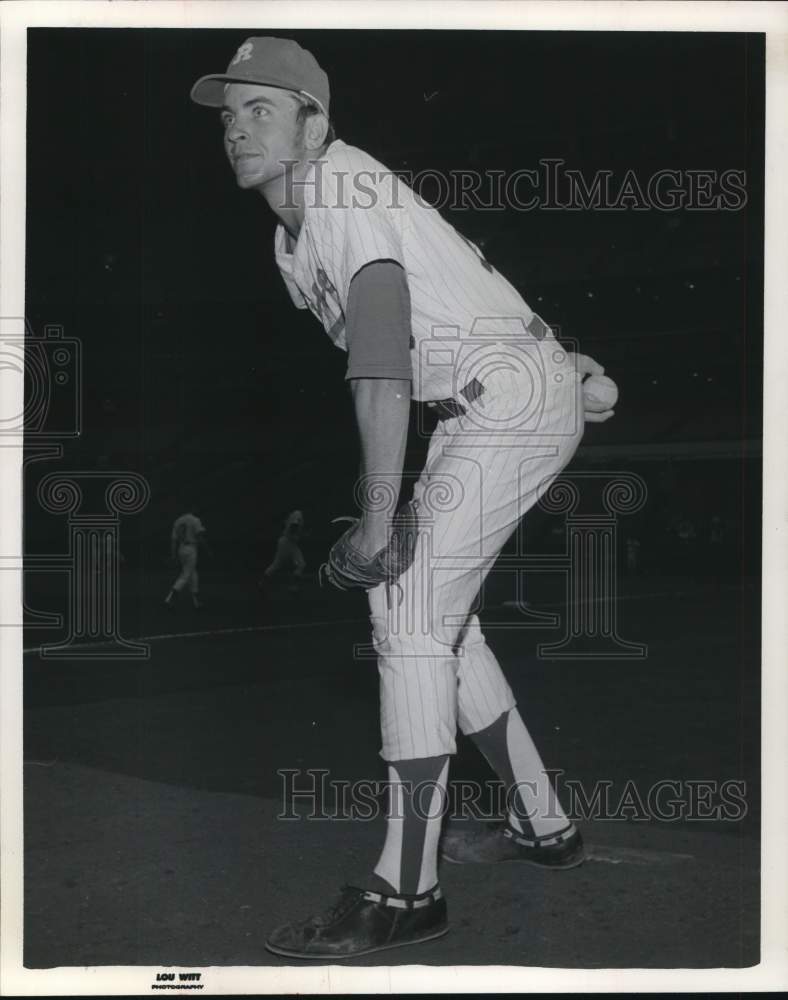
[303,112,329,151]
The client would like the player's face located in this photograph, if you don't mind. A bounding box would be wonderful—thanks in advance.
[220,84,305,191]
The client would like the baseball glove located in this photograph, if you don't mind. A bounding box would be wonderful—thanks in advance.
[323,502,419,592]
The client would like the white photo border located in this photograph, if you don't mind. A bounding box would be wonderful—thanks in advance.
[1,1,786,995]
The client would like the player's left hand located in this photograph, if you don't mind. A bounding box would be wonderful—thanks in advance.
[323,503,419,591]
[567,352,616,423]
[344,517,388,559]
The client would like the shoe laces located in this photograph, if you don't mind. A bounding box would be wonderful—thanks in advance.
[314,885,362,926]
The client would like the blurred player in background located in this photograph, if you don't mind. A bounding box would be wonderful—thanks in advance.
[262,509,306,594]
[164,507,208,609]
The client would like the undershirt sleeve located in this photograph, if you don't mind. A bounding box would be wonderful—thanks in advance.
[344,260,414,381]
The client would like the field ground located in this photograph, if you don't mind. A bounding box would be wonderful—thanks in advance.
[22,567,760,968]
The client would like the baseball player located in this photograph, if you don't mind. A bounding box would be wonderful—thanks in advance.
[191,37,615,960]
[262,509,306,592]
[164,508,207,610]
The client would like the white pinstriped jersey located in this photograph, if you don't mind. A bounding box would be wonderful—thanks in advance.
[274,140,547,402]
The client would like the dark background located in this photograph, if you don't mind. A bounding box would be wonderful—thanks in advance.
[24,28,763,577]
[20,27,764,970]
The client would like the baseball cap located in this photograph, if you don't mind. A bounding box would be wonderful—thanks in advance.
[190,37,330,117]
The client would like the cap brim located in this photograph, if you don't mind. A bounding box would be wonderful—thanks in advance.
[190,74,328,116]
[190,74,241,107]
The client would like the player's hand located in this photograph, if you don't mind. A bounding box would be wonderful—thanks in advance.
[566,352,616,423]
[567,351,604,378]
[323,516,384,564]
[584,408,615,423]
[323,504,418,592]
[347,516,389,559]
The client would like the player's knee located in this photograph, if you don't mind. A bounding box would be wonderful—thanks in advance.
[371,623,458,661]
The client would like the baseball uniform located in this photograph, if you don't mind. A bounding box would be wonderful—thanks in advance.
[165,511,206,608]
[274,140,584,889]
[191,36,594,959]
[275,139,581,737]
[263,509,306,589]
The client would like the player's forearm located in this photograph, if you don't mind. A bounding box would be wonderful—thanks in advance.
[350,376,410,547]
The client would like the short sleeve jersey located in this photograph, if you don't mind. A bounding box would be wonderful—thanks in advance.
[274,140,549,402]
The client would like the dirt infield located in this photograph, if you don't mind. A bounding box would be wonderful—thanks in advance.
[22,571,759,968]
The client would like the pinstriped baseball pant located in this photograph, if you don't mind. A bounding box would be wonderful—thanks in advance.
[368,346,584,762]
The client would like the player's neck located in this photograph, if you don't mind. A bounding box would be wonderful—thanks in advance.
[257,157,315,241]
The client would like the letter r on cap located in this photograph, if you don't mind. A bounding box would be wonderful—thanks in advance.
[231,42,253,66]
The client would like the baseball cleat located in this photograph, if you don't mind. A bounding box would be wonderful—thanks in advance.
[265,883,448,960]
[441,822,585,869]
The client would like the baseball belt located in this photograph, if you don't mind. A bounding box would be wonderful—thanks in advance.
[428,314,551,421]
[429,377,486,421]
